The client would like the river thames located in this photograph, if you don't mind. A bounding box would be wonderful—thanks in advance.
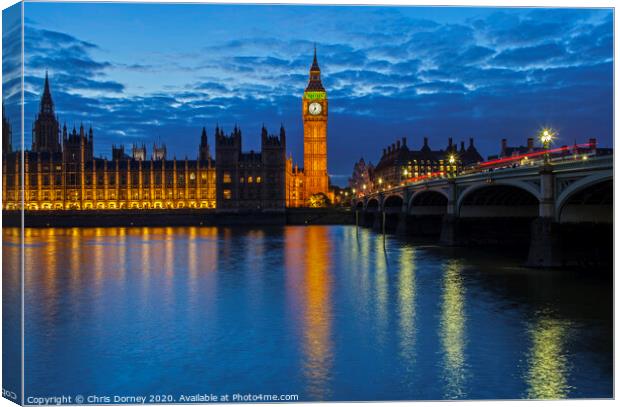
[3,226,612,401]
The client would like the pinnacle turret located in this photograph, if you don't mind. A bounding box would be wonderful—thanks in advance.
[311,44,320,72]
[305,46,325,92]
[39,70,55,115]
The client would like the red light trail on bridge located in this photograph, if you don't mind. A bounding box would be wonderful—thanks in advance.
[477,143,591,168]
[397,143,593,187]
[356,143,595,197]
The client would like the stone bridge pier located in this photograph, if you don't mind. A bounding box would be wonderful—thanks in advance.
[526,165,562,267]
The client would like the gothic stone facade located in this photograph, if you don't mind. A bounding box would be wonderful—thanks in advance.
[215,125,286,212]
[2,52,329,211]
[2,75,217,211]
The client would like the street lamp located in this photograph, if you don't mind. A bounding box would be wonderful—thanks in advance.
[539,127,556,163]
[447,154,457,177]
[540,129,554,145]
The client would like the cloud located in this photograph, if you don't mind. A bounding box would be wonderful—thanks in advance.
[23,24,125,107]
[491,42,566,66]
[11,6,613,185]
[459,46,496,64]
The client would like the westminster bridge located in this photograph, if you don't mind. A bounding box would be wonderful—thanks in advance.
[352,155,612,268]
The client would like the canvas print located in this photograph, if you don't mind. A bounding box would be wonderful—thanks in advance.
[1,1,613,404]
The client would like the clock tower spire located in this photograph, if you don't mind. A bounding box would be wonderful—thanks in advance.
[302,46,328,202]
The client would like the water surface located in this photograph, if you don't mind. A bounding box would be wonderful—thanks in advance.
[4,226,612,401]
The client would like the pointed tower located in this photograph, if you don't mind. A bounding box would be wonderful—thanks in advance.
[280,123,286,145]
[152,142,167,160]
[32,71,62,153]
[132,143,146,161]
[41,71,54,114]
[199,126,210,161]
[302,45,328,201]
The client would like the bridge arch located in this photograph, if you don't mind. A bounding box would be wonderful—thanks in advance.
[383,195,404,212]
[408,190,448,215]
[556,175,612,223]
[366,198,380,211]
[457,183,539,218]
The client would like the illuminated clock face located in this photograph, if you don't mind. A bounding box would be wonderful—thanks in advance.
[308,102,322,115]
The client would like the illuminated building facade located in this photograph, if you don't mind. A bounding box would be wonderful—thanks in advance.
[301,47,329,200]
[370,137,483,190]
[285,155,305,207]
[2,76,217,210]
[2,150,217,211]
[2,51,333,211]
[284,48,332,207]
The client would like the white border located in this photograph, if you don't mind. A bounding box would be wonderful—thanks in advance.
[0,2,616,407]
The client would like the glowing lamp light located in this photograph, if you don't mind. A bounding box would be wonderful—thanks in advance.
[539,128,557,164]
[448,154,456,165]
[378,178,383,185]
[539,128,556,146]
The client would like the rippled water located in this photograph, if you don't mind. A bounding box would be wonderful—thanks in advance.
[3,226,612,401]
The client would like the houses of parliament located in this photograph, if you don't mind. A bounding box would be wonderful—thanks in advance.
[1,51,330,211]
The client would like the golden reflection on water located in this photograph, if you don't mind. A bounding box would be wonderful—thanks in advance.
[141,227,152,277]
[300,227,333,399]
[525,313,571,399]
[440,259,467,399]
[398,247,416,370]
[3,228,22,296]
[165,227,174,280]
[117,228,128,280]
[93,228,105,297]
[69,228,80,289]
[374,237,388,346]
[25,229,59,327]
[26,227,224,319]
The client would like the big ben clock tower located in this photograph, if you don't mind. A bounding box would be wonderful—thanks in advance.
[302,46,329,200]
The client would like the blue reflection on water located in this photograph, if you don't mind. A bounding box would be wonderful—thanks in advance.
[7,226,612,401]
